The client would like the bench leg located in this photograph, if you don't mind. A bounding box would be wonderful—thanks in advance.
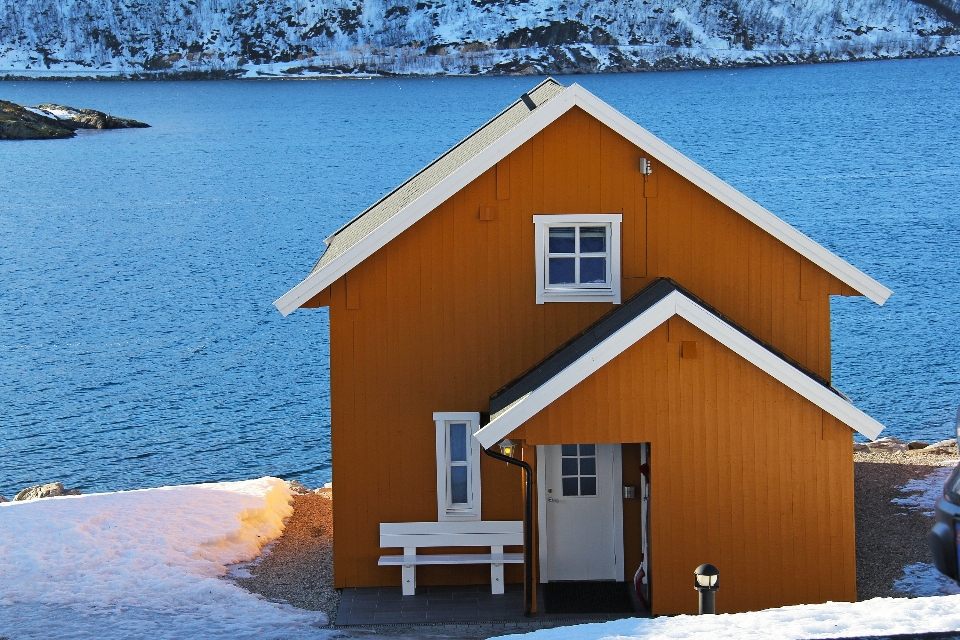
[402,547,416,596]
[490,545,504,595]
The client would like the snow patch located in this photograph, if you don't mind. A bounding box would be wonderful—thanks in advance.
[496,595,960,639]
[893,563,960,597]
[893,462,957,517]
[0,477,331,639]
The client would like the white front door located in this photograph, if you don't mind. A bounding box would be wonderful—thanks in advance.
[539,443,623,581]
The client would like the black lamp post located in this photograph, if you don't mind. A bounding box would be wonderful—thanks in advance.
[693,564,719,614]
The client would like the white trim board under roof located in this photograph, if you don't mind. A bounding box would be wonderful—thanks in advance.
[275,79,891,316]
[474,279,885,449]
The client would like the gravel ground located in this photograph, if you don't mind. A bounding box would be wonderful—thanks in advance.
[234,488,341,623]
[855,442,958,601]
[235,441,960,637]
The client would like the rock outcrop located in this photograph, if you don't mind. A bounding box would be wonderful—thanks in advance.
[0,100,148,140]
[856,437,959,456]
[0,99,75,139]
[287,480,313,495]
[35,103,149,130]
[13,481,82,501]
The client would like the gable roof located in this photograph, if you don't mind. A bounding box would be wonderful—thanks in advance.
[274,78,891,316]
[474,278,885,448]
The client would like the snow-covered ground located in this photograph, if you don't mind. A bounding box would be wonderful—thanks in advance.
[3,467,960,639]
[498,596,960,640]
[0,477,329,640]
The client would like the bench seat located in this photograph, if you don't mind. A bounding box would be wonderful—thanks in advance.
[378,552,524,566]
[379,520,523,595]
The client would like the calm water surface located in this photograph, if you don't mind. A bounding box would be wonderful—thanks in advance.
[2,59,959,497]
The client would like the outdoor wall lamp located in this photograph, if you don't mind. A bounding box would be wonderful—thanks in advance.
[499,439,516,457]
[693,563,719,614]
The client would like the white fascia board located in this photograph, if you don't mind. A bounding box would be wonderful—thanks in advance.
[475,290,884,448]
[273,90,581,317]
[672,298,885,440]
[474,293,680,448]
[276,82,891,316]
[566,84,892,306]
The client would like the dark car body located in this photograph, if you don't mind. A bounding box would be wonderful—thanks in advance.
[930,463,960,582]
[930,408,960,582]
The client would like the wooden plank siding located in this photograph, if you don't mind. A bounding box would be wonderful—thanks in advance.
[510,318,856,614]
[324,106,858,612]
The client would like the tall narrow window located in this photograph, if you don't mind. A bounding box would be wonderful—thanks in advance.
[535,214,622,304]
[433,412,482,521]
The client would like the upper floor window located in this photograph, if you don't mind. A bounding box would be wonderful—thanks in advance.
[534,214,622,304]
[433,412,482,521]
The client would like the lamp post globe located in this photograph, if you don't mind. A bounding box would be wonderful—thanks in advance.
[693,564,719,614]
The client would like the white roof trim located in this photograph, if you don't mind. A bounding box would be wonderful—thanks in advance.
[474,289,885,449]
[276,83,890,316]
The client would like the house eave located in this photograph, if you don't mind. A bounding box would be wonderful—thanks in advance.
[275,82,892,317]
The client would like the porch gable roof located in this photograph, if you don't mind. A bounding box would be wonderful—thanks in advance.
[475,279,885,448]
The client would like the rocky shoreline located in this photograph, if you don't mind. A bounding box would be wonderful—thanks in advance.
[0,100,148,140]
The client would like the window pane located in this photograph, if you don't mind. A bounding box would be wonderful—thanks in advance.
[579,444,596,456]
[548,227,575,253]
[579,456,596,476]
[449,423,467,462]
[562,477,579,496]
[561,458,579,476]
[548,258,575,285]
[450,466,468,504]
[579,227,606,253]
[561,444,578,456]
[580,257,606,284]
[580,476,597,496]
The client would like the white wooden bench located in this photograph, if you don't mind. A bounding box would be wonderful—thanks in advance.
[378,521,523,595]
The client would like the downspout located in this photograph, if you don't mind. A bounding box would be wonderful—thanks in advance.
[483,446,534,617]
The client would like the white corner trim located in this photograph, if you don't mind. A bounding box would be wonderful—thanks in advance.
[275,83,890,316]
[434,412,482,522]
[474,290,884,448]
[536,444,548,584]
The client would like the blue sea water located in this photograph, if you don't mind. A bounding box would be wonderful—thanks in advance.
[2,58,959,498]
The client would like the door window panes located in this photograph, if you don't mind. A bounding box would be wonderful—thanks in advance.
[560,444,598,497]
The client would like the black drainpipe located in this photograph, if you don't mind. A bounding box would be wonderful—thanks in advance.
[483,445,534,617]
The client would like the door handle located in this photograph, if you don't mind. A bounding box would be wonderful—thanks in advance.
[547,497,559,503]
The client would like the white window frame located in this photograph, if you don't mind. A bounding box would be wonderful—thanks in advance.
[534,214,622,304]
[433,412,482,521]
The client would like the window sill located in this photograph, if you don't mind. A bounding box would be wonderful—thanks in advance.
[537,289,621,304]
[439,511,481,522]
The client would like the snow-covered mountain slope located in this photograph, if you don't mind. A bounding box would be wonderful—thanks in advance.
[1,0,958,77]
